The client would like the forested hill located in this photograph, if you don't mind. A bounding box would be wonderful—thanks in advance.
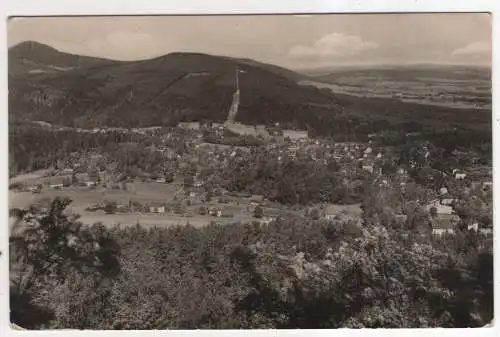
[8,41,118,76]
[8,42,492,140]
[8,42,341,131]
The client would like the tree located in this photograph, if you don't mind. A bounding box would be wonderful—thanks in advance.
[310,208,321,220]
[71,172,78,185]
[165,171,174,183]
[430,206,438,219]
[88,167,100,182]
[104,202,116,214]
[205,190,214,202]
[9,197,120,329]
[254,206,264,219]
[62,177,71,187]
[184,175,195,188]
[198,205,208,215]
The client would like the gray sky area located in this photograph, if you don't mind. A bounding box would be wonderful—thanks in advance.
[8,13,492,69]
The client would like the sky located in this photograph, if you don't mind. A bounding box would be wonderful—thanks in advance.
[7,13,492,69]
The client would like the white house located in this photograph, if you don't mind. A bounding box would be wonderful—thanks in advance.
[362,164,374,173]
[149,204,165,214]
[467,222,479,231]
[453,169,467,180]
[432,228,455,236]
[210,209,222,217]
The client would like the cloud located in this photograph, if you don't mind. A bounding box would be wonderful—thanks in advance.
[83,32,165,60]
[288,32,379,59]
[451,41,491,57]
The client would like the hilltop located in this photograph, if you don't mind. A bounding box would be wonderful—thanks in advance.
[8,42,491,139]
[9,42,340,132]
[8,41,118,76]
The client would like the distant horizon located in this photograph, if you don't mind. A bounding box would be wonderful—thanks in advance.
[8,14,492,69]
[9,39,492,73]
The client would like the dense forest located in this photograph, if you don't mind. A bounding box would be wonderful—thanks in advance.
[10,192,493,329]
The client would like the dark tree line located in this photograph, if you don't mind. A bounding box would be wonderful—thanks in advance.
[222,154,364,205]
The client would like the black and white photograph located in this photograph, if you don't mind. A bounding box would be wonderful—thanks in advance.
[6,12,493,330]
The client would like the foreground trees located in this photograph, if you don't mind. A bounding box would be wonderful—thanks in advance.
[9,197,493,329]
[9,197,120,329]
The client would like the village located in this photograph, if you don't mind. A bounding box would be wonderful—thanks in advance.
[9,118,492,238]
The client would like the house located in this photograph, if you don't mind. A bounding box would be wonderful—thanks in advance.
[431,215,459,236]
[362,164,374,173]
[282,130,308,140]
[432,224,455,236]
[221,209,234,218]
[426,199,453,215]
[260,217,275,225]
[394,214,408,223]
[29,185,42,193]
[178,122,200,130]
[210,208,222,217]
[149,203,166,214]
[467,222,479,231]
[453,169,467,180]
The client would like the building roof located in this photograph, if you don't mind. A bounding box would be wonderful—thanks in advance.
[431,216,458,229]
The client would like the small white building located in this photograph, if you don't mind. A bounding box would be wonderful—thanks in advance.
[467,222,479,231]
[362,164,374,173]
[432,228,455,236]
[453,169,467,180]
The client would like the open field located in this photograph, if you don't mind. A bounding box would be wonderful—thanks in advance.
[8,180,298,228]
[9,169,53,184]
[304,66,491,110]
[9,176,363,228]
